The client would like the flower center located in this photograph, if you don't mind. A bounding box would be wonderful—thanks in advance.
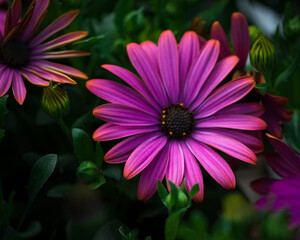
[161,103,194,139]
[0,40,29,68]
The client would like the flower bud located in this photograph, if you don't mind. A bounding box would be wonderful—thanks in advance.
[166,190,188,211]
[190,16,207,38]
[42,82,70,119]
[248,25,262,45]
[77,161,99,183]
[250,34,276,73]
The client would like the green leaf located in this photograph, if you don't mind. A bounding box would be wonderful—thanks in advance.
[199,0,230,24]
[114,0,134,38]
[144,237,152,240]
[189,183,200,199]
[165,209,185,240]
[14,221,41,238]
[254,83,268,95]
[284,110,300,152]
[73,35,105,50]
[157,180,168,204]
[88,175,106,190]
[274,57,298,89]
[72,128,94,162]
[0,95,9,128]
[95,142,104,168]
[28,154,57,204]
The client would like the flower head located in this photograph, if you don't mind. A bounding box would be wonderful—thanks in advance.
[87,30,266,201]
[0,0,89,105]
[252,134,300,228]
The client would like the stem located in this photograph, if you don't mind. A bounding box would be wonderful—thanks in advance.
[57,119,73,146]
[17,206,29,231]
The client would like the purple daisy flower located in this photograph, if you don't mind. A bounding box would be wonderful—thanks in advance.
[0,0,89,105]
[252,134,300,228]
[87,30,266,202]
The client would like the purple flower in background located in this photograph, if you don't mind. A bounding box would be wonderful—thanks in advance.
[0,0,6,35]
[87,30,266,201]
[252,134,300,228]
[0,0,89,105]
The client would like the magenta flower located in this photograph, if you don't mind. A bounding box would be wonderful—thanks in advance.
[210,12,293,139]
[0,0,6,35]
[252,134,300,228]
[87,30,266,201]
[0,0,89,105]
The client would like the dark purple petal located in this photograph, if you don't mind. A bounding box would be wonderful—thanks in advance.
[251,178,276,196]
[216,103,265,116]
[211,21,232,59]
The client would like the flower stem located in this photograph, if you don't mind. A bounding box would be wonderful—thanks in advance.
[57,119,73,146]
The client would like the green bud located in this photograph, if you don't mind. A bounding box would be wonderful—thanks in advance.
[77,161,99,183]
[166,190,188,211]
[42,82,70,119]
[248,25,263,45]
[222,192,253,223]
[250,33,276,73]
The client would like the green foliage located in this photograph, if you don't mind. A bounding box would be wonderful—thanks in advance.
[72,128,95,162]
[284,110,300,152]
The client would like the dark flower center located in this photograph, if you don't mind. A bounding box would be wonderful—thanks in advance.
[0,40,29,68]
[161,103,194,139]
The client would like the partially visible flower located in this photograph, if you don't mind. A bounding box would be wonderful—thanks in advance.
[87,30,266,202]
[209,12,293,139]
[0,0,6,35]
[251,134,300,228]
[0,0,89,105]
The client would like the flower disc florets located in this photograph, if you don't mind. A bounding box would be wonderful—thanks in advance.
[0,39,29,68]
[161,103,194,139]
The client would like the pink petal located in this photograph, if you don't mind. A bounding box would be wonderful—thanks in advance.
[178,31,199,101]
[186,138,236,189]
[86,79,158,116]
[21,0,49,41]
[140,41,159,71]
[211,21,232,59]
[216,102,265,116]
[102,64,161,110]
[195,114,267,130]
[93,123,159,141]
[166,141,184,188]
[12,71,26,105]
[124,134,167,179]
[105,133,157,164]
[0,68,13,97]
[93,103,159,126]
[30,10,80,47]
[33,50,90,59]
[158,30,179,103]
[138,143,169,201]
[127,42,168,107]
[183,40,219,106]
[181,143,204,202]
[189,56,239,111]
[192,130,257,164]
[231,12,250,69]
[21,71,49,86]
[194,76,255,118]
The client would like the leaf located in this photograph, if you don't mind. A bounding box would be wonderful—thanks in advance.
[157,180,168,204]
[95,142,104,168]
[165,209,185,240]
[88,175,106,190]
[28,154,57,204]
[73,35,105,50]
[255,83,268,95]
[274,57,298,89]
[189,183,200,199]
[14,221,42,238]
[0,95,9,128]
[114,0,134,38]
[168,181,179,211]
[72,128,94,162]
[199,0,230,24]
[284,110,300,152]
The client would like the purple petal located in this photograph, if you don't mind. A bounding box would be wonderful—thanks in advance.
[30,10,80,47]
[21,0,49,41]
[198,36,207,47]
[211,21,232,59]
[251,178,276,195]
[93,123,159,141]
[140,41,159,71]
[127,43,168,107]
[0,68,13,97]
[21,71,49,86]
[178,31,199,101]
[33,50,90,59]
[124,134,167,179]
[192,130,257,164]
[183,40,219,106]
[102,64,161,110]
[5,0,22,34]
[204,128,264,154]
[138,143,169,201]
[231,12,250,69]
[32,31,88,52]
[86,79,158,116]
[105,133,157,164]
[194,76,255,118]
[12,71,26,105]
[186,138,236,189]
[195,114,267,130]
[189,56,239,111]
[166,141,184,188]
[181,143,204,202]
[158,30,179,103]
[216,102,265,116]
[93,103,159,126]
